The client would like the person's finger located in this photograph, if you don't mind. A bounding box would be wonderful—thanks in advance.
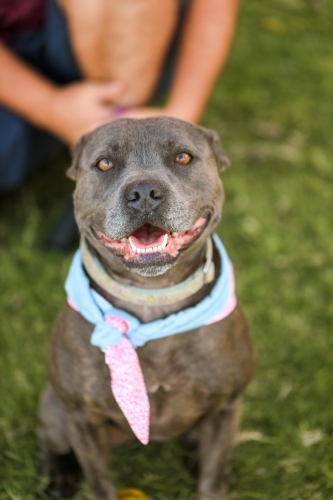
[94,81,124,103]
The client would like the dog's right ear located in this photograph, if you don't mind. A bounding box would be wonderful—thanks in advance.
[197,126,230,172]
[66,135,87,181]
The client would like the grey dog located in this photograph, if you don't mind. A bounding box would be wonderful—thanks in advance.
[39,117,255,500]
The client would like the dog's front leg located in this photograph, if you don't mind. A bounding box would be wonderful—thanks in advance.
[66,409,117,500]
[198,398,241,500]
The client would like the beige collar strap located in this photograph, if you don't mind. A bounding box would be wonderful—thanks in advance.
[80,238,215,307]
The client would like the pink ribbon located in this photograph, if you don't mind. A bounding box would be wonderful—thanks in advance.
[104,316,150,445]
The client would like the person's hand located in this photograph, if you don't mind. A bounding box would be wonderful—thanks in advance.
[47,80,123,145]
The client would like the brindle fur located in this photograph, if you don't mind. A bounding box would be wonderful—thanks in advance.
[39,117,255,500]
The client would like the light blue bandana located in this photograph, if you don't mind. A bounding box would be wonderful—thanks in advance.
[65,234,237,350]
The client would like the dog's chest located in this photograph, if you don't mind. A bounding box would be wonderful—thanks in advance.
[107,330,229,438]
[138,337,211,395]
[73,326,226,441]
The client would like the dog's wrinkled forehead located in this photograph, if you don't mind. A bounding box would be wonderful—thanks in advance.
[68,117,230,179]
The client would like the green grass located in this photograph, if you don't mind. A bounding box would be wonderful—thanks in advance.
[1,0,333,498]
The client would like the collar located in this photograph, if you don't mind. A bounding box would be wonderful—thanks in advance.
[80,237,215,306]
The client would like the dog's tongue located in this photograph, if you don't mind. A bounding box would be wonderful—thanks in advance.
[130,224,166,249]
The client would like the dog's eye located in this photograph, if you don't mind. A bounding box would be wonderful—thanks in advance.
[97,159,114,171]
[175,153,192,165]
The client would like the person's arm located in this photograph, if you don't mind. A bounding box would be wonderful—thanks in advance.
[0,42,122,144]
[167,0,239,122]
[119,0,238,123]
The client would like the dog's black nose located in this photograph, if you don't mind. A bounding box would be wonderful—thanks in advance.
[125,181,164,211]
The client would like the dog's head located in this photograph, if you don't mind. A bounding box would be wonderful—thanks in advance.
[68,117,230,277]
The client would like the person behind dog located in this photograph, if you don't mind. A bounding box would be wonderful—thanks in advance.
[0,0,238,191]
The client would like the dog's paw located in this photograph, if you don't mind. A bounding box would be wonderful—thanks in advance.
[43,453,80,499]
[199,482,231,500]
[199,492,229,500]
[44,477,78,499]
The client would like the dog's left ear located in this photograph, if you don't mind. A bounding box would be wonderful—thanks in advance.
[66,134,88,181]
[198,126,230,172]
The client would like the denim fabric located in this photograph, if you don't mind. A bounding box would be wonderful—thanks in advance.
[0,0,80,190]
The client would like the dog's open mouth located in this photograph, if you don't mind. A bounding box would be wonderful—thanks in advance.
[95,217,206,261]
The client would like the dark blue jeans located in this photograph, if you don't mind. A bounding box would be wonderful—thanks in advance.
[0,0,79,191]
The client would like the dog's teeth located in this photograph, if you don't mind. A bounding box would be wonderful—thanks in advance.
[161,234,168,249]
[129,237,137,253]
[129,235,168,254]
[171,232,179,238]
[120,238,127,243]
